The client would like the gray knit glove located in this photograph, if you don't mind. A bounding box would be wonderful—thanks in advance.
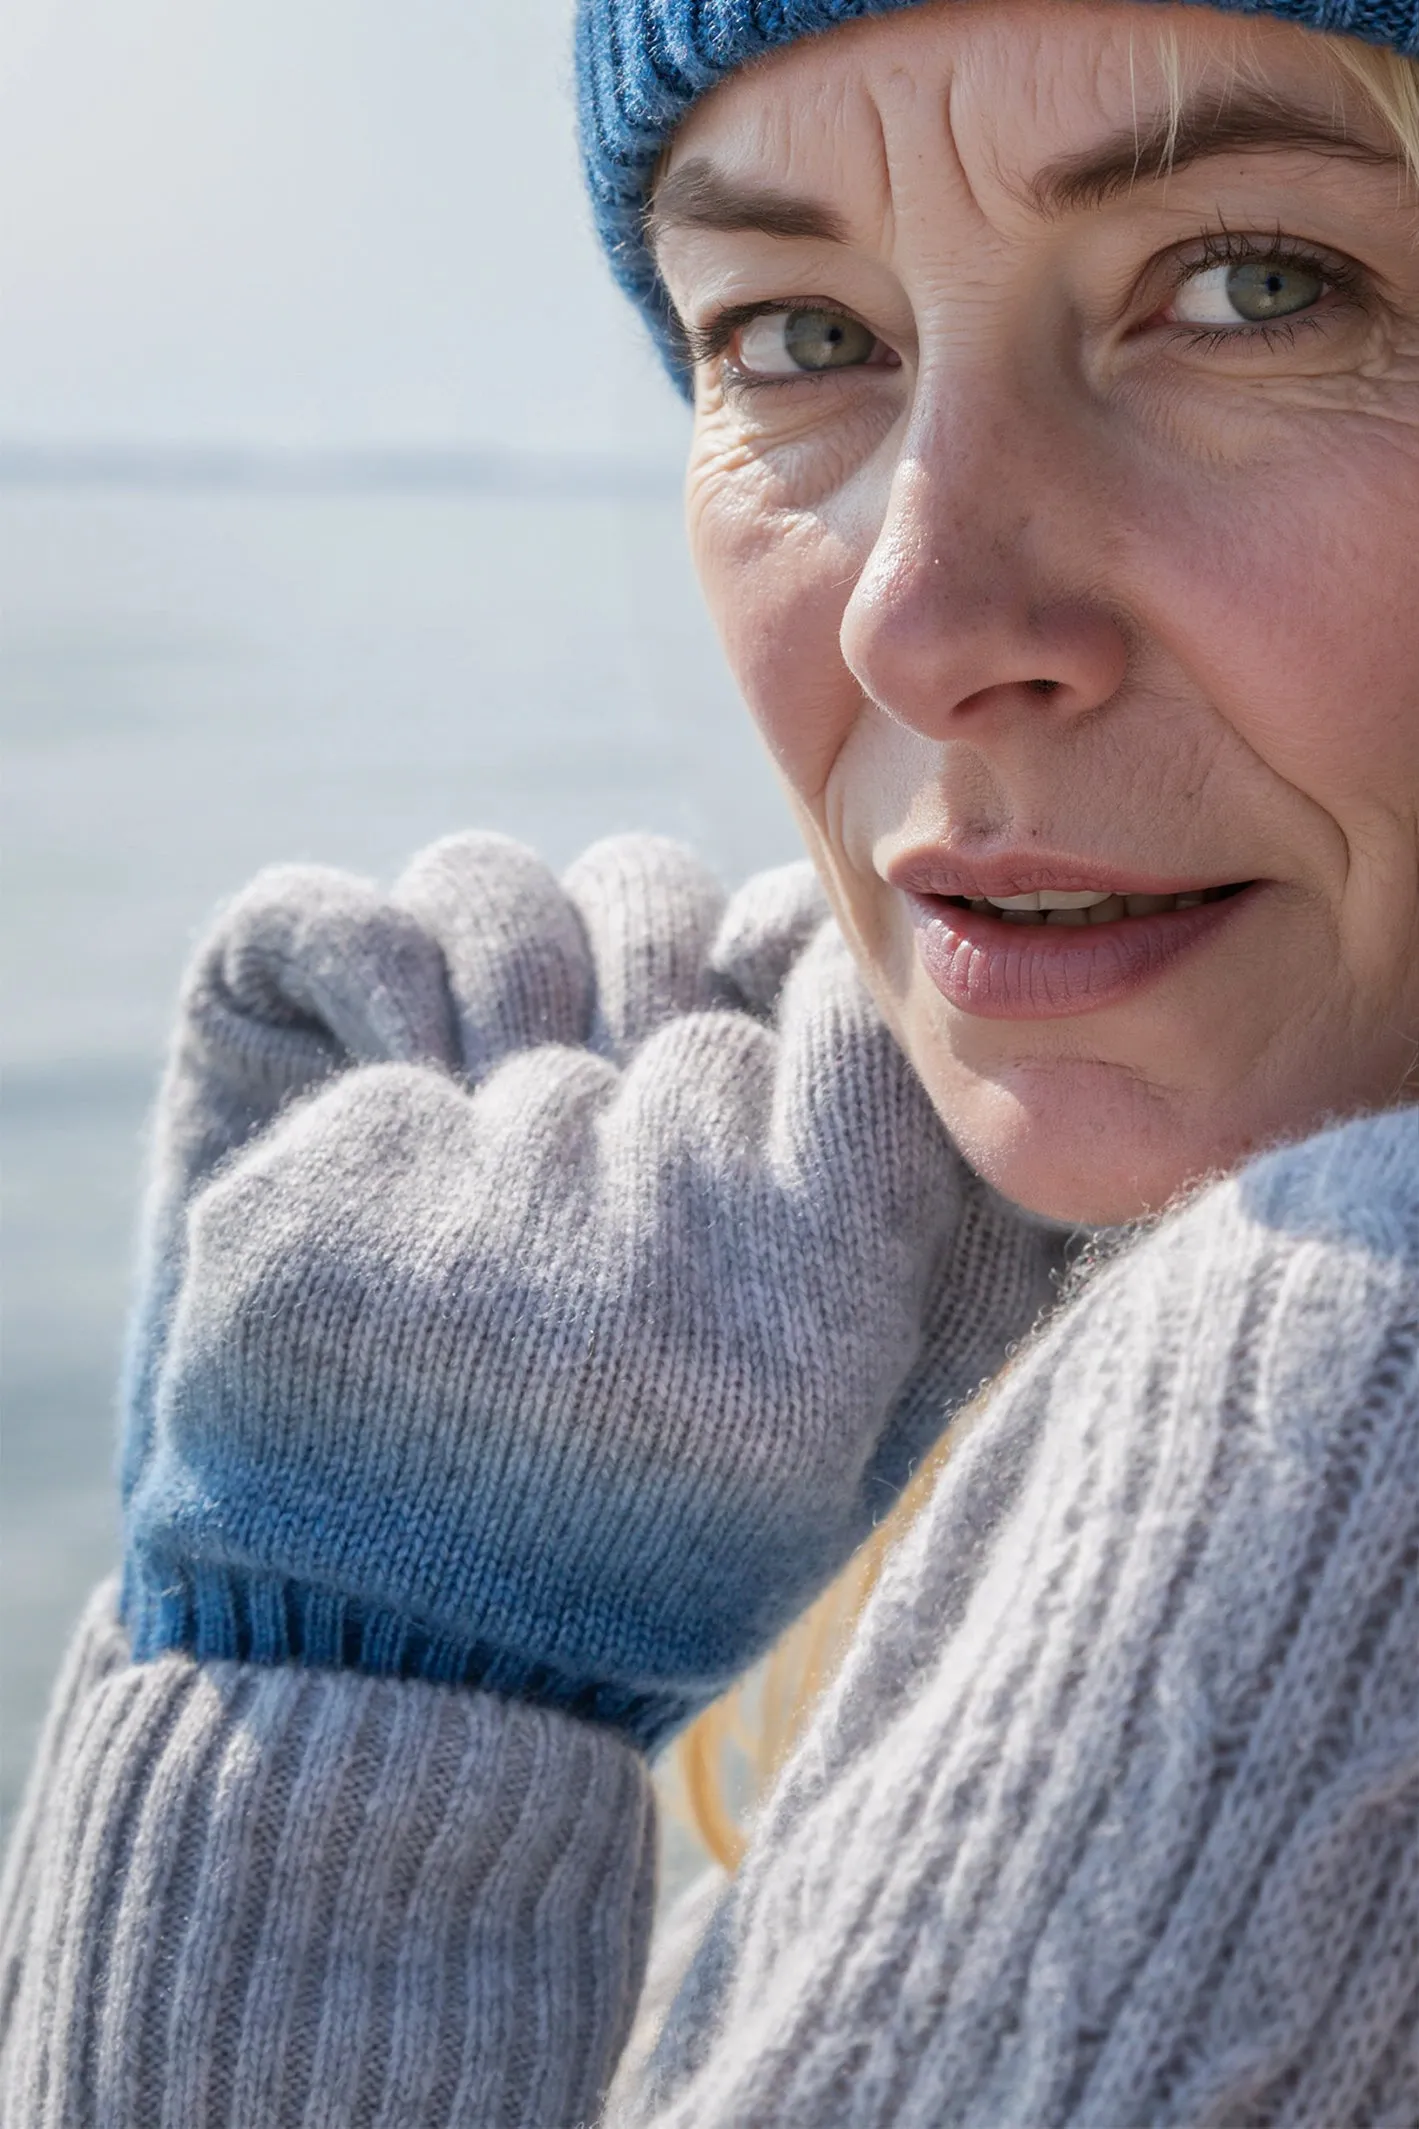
[122,833,1062,1748]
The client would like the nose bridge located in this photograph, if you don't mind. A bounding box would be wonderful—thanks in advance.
[871,403,1034,624]
[840,362,1129,731]
[863,373,1066,630]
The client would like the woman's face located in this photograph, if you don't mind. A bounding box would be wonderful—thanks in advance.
[653,0,1419,1223]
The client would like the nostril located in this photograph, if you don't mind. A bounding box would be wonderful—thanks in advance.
[1027,678,1060,695]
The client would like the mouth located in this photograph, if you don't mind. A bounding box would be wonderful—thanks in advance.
[891,864,1260,1020]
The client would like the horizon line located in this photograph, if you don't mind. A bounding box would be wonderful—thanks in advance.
[0,440,682,500]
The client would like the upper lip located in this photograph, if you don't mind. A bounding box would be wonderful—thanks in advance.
[886,849,1244,901]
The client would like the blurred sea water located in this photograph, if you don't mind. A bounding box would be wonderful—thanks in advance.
[0,471,799,1840]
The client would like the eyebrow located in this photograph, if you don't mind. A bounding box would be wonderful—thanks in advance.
[1029,90,1402,215]
[646,93,1399,256]
[645,160,848,250]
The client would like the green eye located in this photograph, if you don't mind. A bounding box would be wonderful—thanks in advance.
[781,309,878,369]
[1173,257,1328,328]
[737,308,882,375]
[1223,260,1326,322]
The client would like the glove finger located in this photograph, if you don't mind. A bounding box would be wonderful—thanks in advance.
[606,1008,776,1178]
[208,861,458,1062]
[707,861,830,1019]
[769,923,957,1234]
[562,834,725,1064]
[167,862,457,1191]
[392,832,594,1080]
[765,930,971,1517]
[607,1004,939,1538]
[121,862,456,1509]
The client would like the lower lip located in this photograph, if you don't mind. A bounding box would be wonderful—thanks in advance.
[906,889,1254,1020]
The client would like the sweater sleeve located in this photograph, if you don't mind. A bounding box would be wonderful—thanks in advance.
[11,1104,1413,2128]
[0,1585,656,2129]
[628,1109,1419,2128]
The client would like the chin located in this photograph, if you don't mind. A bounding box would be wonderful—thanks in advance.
[909,1053,1288,1230]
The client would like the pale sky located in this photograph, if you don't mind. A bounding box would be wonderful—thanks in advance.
[0,0,690,459]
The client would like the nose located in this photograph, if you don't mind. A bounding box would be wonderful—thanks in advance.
[838,387,1130,737]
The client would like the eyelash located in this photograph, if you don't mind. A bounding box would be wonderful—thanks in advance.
[681,299,898,396]
[683,228,1369,384]
[679,302,832,369]
[1159,224,1366,351]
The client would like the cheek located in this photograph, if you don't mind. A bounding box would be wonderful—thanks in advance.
[685,424,881,806]
[1144,428,1419,823]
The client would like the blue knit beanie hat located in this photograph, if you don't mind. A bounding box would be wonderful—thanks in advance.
[576,0,1419,389]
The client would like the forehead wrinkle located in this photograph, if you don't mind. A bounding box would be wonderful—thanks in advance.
[864,55,998,274]
[862,70,898,264]
[796,65,897,257]
[874,22,1128,262]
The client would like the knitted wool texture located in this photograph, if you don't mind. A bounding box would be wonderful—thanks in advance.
[4,1107,1416,2125]
[627,1106,1419,2125]
[575,0,1419,386]
[120,832,1063,1750]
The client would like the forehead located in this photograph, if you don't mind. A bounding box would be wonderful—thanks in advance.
[665,0,1338,203]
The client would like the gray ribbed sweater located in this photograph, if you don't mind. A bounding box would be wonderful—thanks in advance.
[2,1104,1417,2125]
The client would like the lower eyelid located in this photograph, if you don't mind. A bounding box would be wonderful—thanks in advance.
[722,356,899,390]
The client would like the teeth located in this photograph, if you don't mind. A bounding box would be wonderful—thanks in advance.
[960,884,1232,928]
[984,889,1113,912]
[1037,890,1114,911]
